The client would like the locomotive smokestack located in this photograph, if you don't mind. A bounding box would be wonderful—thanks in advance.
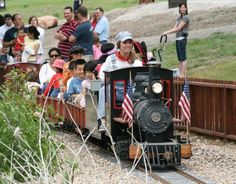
[147,61,161,99]
[148,61,160,86]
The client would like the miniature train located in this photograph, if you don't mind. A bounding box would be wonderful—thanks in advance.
[2,61,181,168]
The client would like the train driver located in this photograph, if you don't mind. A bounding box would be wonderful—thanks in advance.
[97,31,142,132]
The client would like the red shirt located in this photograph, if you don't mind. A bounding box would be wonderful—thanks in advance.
[44,73,63,96]
[14,35,25,51]
[57,19,79,60]
[91,20,97,31]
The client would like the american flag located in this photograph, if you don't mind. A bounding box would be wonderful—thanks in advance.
[178,79,191,124]
[121,80,133,128]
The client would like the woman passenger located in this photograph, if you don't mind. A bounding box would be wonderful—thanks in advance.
[39,48,61,93]
[97,31,142,132]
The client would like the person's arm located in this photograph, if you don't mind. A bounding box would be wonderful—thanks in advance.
[69,25,81,43]
[163,21,186,35]
[3,30,15,48]
[94,19,103,35]
[44,76,54,96]
[3,39,15,48]
[93,31,99,38]
[55,31,67,42]
[98,56,111,82]
[69,34,77,43]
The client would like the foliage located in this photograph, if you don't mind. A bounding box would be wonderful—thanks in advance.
[161,32,236,80]
[0,69,59,182]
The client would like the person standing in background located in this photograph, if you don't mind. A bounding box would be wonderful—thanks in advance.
[55,6,79,61]
[3,13,27,59]
[162,2,190,78]
[0,14,13,63]
[73,0,83,13]
[94,7,109,44]
[69,6,93,62]
[0,14,13,46]
[0,15,4,26]
[28,16,45,63]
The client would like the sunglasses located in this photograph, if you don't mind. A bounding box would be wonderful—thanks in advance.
[50,54,59,58]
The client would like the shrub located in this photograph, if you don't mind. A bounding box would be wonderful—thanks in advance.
[0,69,59,182]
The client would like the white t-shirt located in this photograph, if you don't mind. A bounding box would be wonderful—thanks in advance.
[39,63,56,88]
[0,24,14,48]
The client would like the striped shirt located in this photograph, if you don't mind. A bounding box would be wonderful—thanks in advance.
[57,19,79,60]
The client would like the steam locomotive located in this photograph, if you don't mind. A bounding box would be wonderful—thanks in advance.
[2,59,181,168]
[96,62,181,167]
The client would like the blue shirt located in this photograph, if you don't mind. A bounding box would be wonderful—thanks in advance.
[64,77,83,101]
[94,16,109,42]
[73,21,93,55]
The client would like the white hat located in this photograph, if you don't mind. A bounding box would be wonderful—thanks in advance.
[116,31,133,42]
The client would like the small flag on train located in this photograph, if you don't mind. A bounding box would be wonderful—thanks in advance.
[121,80,133,128]
[178,79,191,124]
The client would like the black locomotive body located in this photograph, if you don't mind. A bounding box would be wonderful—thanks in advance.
[101,64,181,167]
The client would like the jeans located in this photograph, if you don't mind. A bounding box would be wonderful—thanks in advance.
[97,86,106,120]
[0,55,8,64]
[40,82,49,94]
[50,88,60,98]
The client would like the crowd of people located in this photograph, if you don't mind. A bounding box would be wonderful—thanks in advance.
[0,2,189,131]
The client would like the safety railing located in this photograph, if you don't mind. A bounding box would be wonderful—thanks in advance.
[173,78,236,141]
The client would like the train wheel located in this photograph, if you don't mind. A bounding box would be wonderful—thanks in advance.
[115,140,130,160]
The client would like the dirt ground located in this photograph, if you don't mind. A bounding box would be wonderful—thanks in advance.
[43,0,236,58]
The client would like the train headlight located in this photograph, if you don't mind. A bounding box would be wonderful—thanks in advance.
[151,82,163,94]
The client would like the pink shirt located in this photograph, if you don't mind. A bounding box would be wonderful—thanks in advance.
[93,44,102,60]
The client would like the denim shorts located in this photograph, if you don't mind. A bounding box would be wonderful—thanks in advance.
[176,38,187,62]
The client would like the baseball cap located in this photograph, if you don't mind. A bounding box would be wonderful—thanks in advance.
[115,31,133,42]
[69,45,86,54]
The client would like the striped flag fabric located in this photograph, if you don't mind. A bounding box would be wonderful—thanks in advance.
[121,80,133,128]
[178,79,191,124]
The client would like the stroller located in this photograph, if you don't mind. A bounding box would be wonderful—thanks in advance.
[151,35,167,67]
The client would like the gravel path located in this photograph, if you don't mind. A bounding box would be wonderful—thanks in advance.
[52,130,236,184]
[182,132,236,184]
[53,131,159,184]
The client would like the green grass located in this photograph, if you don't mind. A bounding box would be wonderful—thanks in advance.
[0,0,166,21]
[1,1,235,80]
[161,32,236,81]
[0,0,139,21]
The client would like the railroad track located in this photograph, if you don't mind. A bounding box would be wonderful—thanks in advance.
[85,138,208,184]
[141,166,207,184]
